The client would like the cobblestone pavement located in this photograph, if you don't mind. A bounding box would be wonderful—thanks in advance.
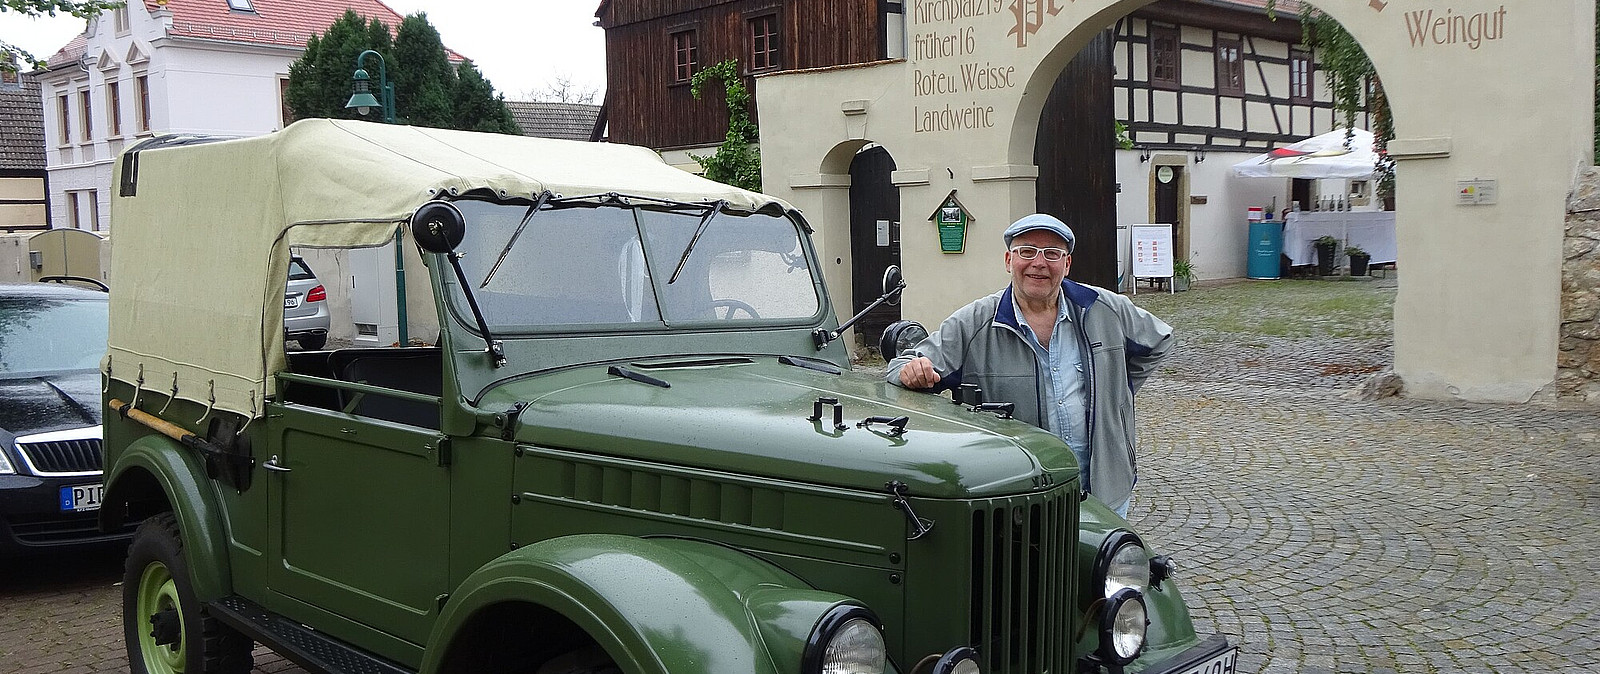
[5,278,1598,673]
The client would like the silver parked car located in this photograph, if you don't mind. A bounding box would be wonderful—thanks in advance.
[284,256,330,350]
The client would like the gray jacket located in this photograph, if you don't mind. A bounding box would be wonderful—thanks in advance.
[886,280,1174,507]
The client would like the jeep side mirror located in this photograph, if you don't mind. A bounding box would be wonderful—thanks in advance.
[815,265,909,349]
[881,265,904,306]
[411,201,465,254]
[410,200,506,368]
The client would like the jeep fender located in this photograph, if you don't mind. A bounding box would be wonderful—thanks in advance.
[102,433,233,600]
[424,534,876,674]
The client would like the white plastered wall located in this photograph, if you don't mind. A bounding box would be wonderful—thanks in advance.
[758,0,1595,403]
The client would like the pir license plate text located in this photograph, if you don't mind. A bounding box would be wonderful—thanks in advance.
[284,296,300,309]
[1176,647,1239,674]
[59,484,103,512]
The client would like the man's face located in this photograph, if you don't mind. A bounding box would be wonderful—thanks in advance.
[1005,229,1072,305]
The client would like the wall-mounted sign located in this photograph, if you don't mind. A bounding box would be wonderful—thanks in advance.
[1457,179,1498,206]
[1157,166,1176,184]
[927,190,972,254]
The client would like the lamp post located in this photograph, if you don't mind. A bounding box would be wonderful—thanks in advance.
[344,50,407,345]
[344,50,395,123]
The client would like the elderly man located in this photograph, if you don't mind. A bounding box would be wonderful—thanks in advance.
[887,214,1175,517]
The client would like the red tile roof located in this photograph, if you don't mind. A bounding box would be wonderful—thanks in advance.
[143,0,410,49]
[44,33,87,69]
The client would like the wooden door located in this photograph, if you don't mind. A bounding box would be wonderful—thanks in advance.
[849,145,900,350]
[1154,165,1186,261]
[1034,29,1117,290]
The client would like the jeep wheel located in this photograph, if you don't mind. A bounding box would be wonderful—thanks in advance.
[123,512,253,674]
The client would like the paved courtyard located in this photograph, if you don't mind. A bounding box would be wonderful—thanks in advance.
[3,277,1598,673]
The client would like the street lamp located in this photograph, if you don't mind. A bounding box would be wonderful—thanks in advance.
[344,50,395,123]
[345,50,406,345]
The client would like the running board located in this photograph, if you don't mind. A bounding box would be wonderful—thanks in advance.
[209,595,414,674]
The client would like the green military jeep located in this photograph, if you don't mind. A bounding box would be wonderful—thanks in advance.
[100,120,1237,674]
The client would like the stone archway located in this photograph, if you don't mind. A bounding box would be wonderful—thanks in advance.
[758,1,1593,402]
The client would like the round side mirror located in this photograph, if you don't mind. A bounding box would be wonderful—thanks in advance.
[878,320,929,359]
[881,265,904,306]
[411,201,465,253]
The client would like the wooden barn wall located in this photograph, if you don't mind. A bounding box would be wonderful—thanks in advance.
[1035,29,1118,291]
[603,0,881,149]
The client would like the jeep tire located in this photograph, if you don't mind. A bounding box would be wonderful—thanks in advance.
[123,512,254,674]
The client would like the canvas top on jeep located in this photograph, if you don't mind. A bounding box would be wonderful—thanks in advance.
[103,119,789,421]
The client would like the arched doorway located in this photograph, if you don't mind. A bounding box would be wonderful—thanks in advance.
[848,144,901,350]
[756,1,1591,402]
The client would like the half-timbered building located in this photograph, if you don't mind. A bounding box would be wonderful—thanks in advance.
[600,0,1373,295]
[1110,0,1374,281]
[596,0,907,171]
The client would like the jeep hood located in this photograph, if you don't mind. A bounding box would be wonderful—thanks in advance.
[478,359,1078,498]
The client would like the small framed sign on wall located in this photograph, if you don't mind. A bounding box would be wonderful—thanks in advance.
[927,190,972,254]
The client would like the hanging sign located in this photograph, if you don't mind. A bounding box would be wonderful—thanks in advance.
[927,190,973,254]
[1131,224,1174,278]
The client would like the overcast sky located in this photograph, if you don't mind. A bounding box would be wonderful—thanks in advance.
[0,1,606,101]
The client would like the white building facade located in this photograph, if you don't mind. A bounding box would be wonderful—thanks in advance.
[37,3,305,232]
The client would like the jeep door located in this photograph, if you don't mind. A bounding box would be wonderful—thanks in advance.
[264,362,449,649]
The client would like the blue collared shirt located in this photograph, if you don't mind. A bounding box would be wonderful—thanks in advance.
[1011,291,1092,488]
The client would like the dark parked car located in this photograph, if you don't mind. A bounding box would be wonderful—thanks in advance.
[0,281,132,557]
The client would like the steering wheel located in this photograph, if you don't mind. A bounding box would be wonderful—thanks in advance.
[711,299,761,320]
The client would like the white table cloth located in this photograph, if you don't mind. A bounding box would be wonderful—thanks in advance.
[1282,211,1397,266]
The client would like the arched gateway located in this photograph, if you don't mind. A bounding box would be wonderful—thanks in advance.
[758,0,1594,403]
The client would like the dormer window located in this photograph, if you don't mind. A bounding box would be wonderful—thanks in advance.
[226,0,255,12]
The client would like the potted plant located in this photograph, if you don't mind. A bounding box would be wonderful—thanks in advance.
[1346,245,1371,276]
[1313,235,1340,277]
[1172,256,1195,291]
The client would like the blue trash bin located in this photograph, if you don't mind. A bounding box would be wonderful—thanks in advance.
[1247,220,1283,280]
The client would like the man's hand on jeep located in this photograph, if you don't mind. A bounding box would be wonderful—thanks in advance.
[898,357,942,389]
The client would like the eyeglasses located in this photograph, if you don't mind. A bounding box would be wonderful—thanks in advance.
[1010,245,1070,262]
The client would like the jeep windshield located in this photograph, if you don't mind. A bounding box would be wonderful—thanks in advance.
[445,199,823,332]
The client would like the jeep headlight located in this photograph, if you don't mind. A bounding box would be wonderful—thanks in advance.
[804,606,887,674]
[1094,531,1150,598]
[0,446,14,474]
[1099,588,1148,665]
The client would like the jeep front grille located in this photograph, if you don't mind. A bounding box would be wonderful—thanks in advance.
[969,490,1075,673]
[17,437,103,475]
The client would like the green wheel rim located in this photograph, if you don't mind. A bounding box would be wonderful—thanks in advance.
[136,561,187,674]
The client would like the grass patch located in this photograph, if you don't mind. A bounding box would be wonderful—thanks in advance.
[1132,279,1393,341]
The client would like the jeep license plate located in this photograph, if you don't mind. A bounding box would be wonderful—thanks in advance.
[59,484,103,512]
[1176,647,1239,674]
[284,296,300,309]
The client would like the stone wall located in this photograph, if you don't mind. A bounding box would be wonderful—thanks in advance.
[1561,168,1600,403]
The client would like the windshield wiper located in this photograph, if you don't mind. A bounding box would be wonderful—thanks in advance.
[668,200,726,285]
[480,190,553,289]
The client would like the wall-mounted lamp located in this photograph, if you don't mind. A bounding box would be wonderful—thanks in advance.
[1137,146,1150,163]
[1191,146,1207,163]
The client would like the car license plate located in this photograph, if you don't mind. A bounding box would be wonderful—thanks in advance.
[284,295,300,309]
[59,484,103,512]
[1176,647,1239,674]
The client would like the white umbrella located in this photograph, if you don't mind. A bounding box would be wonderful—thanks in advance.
[1232,128,1379,179]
